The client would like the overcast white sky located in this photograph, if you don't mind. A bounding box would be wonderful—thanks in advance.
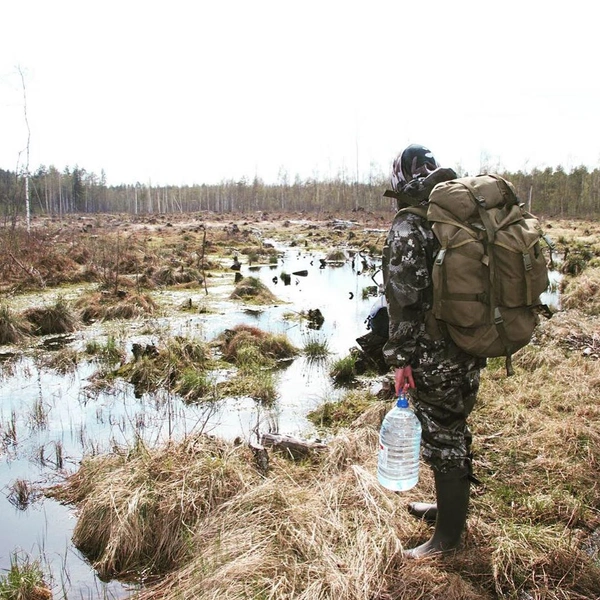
[1,0,598,186]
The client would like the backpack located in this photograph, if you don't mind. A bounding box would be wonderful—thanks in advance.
[401,174,552,376]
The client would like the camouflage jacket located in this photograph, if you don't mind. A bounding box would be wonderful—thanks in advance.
[381,206,441,368]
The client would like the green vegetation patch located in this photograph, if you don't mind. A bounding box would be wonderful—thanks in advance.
[0,553,51,600]
[116,336,213,401]
[216,324,298,368]
[307,389,378,431]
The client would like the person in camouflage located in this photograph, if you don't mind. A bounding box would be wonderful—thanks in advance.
[382,144,486,558]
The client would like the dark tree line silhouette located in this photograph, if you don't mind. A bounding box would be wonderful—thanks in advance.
[1,163,599,222]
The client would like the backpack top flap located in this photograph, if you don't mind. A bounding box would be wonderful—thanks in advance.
[429,174,518,225]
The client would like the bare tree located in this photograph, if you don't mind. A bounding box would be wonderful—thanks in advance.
[17,66,32,232]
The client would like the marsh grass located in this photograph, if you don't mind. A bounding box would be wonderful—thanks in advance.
[47,435,261,581]
[39,347,80,374]
[325,249,347,262]
[217,324,298,367]
[29,397,49,430]
[151,264,204,287]
[229,276,279,303]
[307,389,380,431]
[329,353,359,385]
[0,553,51,600]
[560,267,600,315]
[85,335,125,365]
[214,325,297,402]
[0,304,31,345]
[47,306,600,599]
[116,336,212,398]
[220,369,278,405]
[22,296,79,336]
[174,368,213,402]
[6,216,600,599]
[302,333,330,360]
[76,290,157,323]
[7,478,36,510]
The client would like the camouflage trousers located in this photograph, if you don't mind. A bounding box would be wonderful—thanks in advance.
[410,355,484,474]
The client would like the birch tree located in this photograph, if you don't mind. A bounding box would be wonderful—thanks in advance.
[17,66,32,231]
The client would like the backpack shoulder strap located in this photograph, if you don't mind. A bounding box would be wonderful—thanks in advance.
[384,189,423,209]
[397,205,428,219]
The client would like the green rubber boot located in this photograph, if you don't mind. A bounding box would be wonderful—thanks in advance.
[404,467,470,558]
[408,502,437,524]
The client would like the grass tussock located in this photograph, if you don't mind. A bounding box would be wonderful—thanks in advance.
[0,553,51,600]
[325,249,347,262]
[229,276,278,303]
[47,435,259,581]
[150,264,204,287]
[307,389,380,432]
[220,369,278,405]
[0,304,31,345]
[217,324,298,368]
[22,296,79,335]
[329,352,359,385]
[214,325,297,402]
[302,332,330,360]
[75,290,157,323]
[116,336,212,400]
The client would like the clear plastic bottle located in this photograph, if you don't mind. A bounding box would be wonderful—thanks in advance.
[377,392,422,491]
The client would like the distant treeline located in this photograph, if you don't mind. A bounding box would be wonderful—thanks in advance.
[1,164,599,220]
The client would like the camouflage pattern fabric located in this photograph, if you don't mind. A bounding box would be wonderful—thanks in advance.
[411,360,482,473]
[382,208,486,473]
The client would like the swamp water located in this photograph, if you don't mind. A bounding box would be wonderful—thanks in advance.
[0,244,382,599]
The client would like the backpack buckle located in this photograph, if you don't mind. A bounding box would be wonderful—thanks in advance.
[435,248,446,266]
[494,308,504,325]
[523,252,533,271]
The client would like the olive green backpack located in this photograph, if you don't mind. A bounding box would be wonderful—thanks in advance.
[402,174,552,375]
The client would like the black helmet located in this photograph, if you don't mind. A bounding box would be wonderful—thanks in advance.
[391,144,439,192]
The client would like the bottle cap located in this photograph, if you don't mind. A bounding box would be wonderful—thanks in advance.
[396,393,409,408]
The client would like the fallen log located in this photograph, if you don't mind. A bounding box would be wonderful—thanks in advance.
[260,433,327,460]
